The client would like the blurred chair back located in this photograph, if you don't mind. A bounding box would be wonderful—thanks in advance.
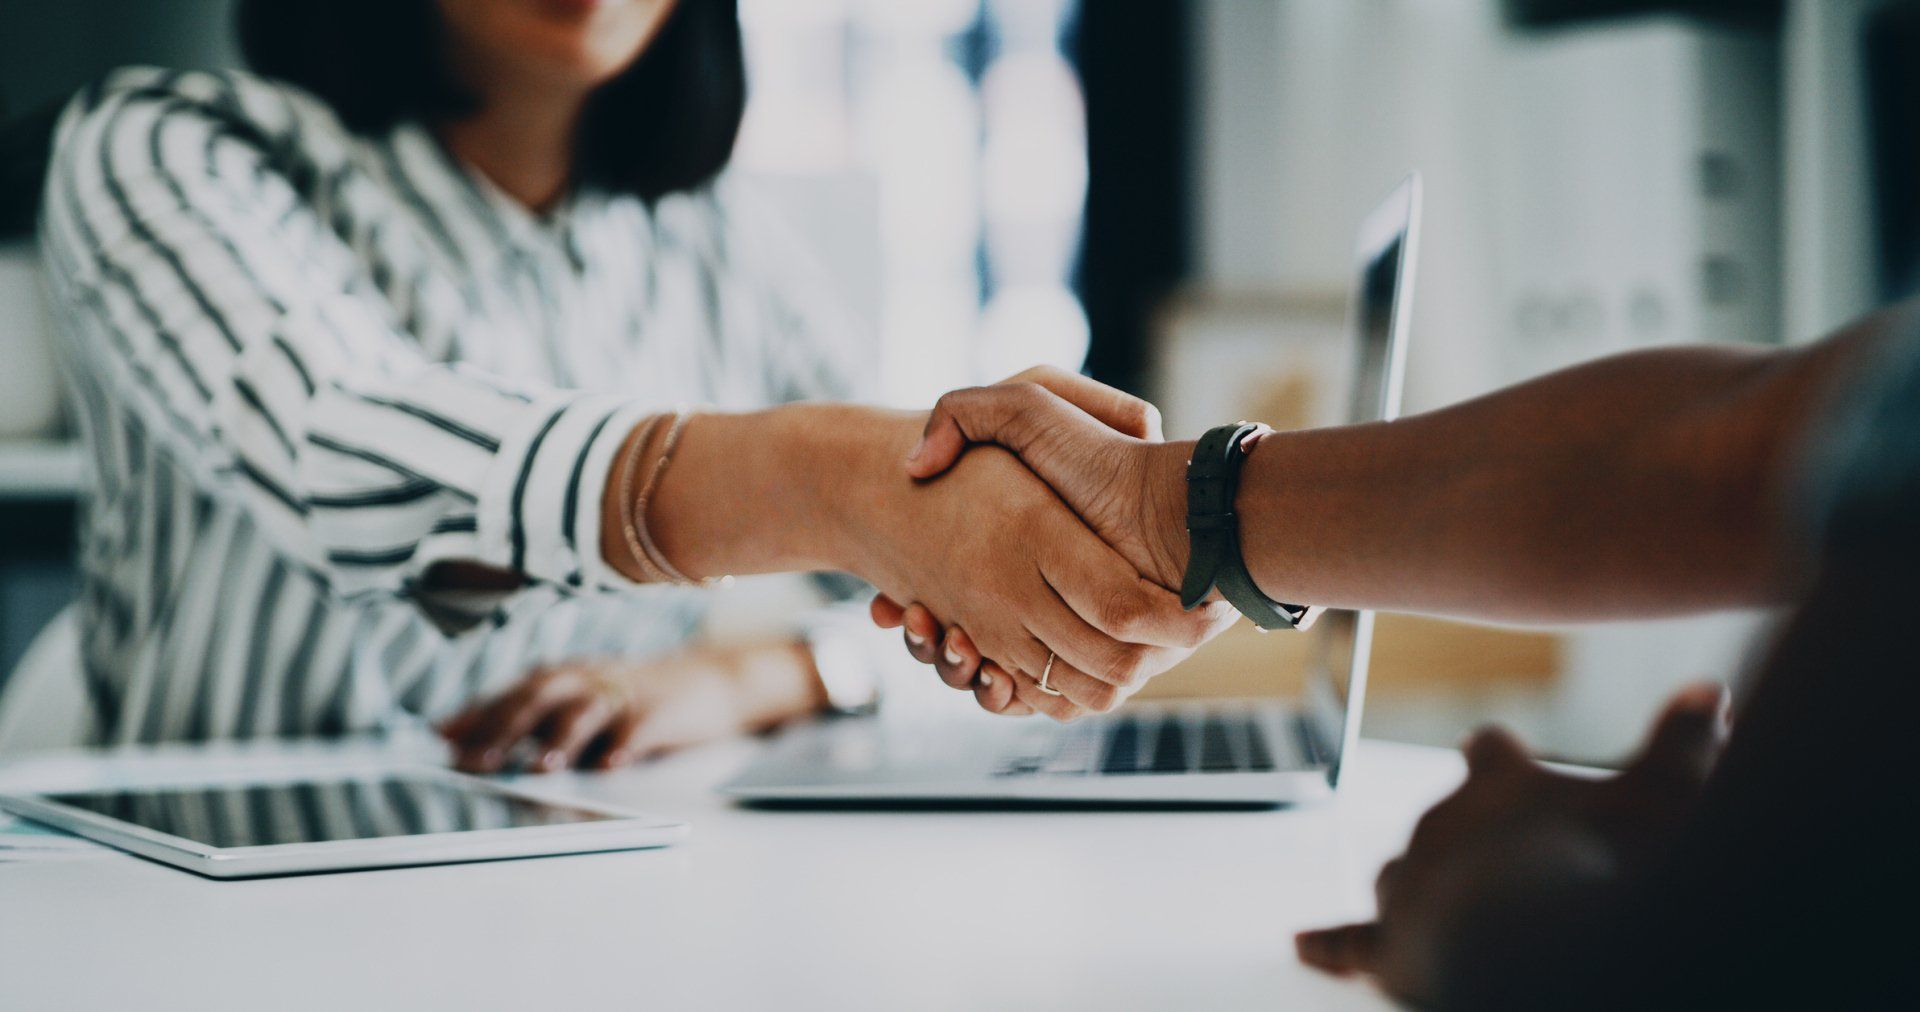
[0,605,87,755]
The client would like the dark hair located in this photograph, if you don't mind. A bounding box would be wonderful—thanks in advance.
[236,0,746,202]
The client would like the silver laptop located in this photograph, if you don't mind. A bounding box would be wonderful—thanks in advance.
[723,174,1422,806]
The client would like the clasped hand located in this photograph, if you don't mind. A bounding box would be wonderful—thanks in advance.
[870,367,1229,719]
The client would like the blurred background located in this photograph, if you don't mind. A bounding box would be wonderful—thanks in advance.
[0,0,1909,763]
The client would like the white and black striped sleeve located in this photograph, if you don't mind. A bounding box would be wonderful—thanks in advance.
[41,69,646,598]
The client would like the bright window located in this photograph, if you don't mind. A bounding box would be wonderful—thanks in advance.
[736,0,1088,406]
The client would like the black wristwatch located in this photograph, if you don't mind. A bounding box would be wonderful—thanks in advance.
[1179,422,1313,631]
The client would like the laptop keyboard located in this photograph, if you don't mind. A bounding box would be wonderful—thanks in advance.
[994,711,1287,778]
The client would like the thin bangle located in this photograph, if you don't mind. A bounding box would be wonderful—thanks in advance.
[615,412,672,583]
[631,411,733,589]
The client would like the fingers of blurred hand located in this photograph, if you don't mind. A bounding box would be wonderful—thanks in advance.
[1461,724,1533,778]
[594,711,648,769]
[901,603,943,665]
[450,671,576,772]
[1625,681,1729,788]
[1003,365,1163,441]
[535,695,617,771]
[1295,923,1382,977]
[934,625,982,690]
[437,705,481,743]
[869,595,907,629]
[1372,856,1412,920]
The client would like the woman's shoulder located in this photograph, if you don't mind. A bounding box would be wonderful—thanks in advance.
[51,65,355,168]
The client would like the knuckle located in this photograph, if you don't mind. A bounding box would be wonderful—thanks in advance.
[1084,683,1121,713]
[1098,589,1150,640]
[1177,609,1220,648]
[1100,642,1152,688]
[1013,381,1049,408]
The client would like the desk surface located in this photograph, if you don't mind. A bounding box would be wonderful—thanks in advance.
[0,734,1462,1011]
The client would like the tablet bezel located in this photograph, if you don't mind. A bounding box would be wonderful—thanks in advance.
[0,766,687,878]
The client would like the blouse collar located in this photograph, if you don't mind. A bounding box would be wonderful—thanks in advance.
[386,123,596,273]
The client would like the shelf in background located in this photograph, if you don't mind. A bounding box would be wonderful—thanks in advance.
[0,440,84,501]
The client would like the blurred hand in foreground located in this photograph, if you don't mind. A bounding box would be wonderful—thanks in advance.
[1294,684,1729,1006]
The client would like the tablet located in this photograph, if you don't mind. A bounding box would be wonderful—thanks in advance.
[0,767,686,878]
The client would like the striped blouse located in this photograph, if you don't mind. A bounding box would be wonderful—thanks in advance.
[37,67,873,744]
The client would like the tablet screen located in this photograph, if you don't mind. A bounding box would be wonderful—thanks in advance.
[46,776,619,849]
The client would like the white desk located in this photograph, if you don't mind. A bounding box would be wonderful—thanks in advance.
[0,735,1463,1011]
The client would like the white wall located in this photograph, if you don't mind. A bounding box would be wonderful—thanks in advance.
[1191,0,1510,414]
[1183,0,1798,760]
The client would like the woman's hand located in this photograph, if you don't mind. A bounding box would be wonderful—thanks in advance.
[1294,684,1729,1005]
[438,643,828,773]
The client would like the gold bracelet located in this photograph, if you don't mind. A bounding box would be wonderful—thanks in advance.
[630,411,733,589]
[615,413,673,583]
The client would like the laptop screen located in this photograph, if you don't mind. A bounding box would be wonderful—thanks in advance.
[1302,175,1419,785]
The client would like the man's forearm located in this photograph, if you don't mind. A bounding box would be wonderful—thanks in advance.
[1149,313,1896,622]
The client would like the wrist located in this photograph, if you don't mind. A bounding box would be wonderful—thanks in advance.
[1142,439,1195,590]
[599,418,660,582]
[805,405,927,578]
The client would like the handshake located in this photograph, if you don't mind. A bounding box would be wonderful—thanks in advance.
[851,366,1240,720]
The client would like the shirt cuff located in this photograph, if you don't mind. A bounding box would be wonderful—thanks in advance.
[478,394,653,592]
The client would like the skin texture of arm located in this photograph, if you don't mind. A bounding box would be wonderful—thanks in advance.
[902,307,1903,625]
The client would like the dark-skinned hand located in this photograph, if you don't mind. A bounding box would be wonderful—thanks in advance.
[1295,682,1729,1006]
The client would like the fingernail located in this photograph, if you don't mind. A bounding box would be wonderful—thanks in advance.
[976,670,993,689]
[906,629,926,646]
[944,644,964,665]
[540,750,565,771]
[479,748,503,770]
[604,749,631,768]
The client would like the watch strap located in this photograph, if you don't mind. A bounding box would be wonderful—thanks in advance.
[1180,422,1311,631]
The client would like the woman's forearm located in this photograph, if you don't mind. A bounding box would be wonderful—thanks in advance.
[600,403,917,583]
[1140,315,1898,622]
